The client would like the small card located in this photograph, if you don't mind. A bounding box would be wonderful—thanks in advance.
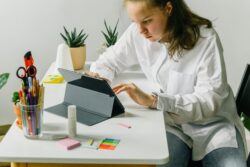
[57,137,81,150]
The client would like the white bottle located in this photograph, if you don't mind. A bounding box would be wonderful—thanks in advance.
[68,105,77,137]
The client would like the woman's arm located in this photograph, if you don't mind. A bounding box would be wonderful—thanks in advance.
[90,23,139,82]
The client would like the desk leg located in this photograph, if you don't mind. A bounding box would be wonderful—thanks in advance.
[11,163,155,167]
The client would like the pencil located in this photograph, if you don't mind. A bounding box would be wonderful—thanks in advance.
[38,85,44,105]
[118,123,132,128]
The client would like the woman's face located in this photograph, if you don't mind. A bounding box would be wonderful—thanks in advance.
[126,1,171,42]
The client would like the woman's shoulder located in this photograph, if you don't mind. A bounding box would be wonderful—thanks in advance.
[199,25,218,39]
[198,25,221,47]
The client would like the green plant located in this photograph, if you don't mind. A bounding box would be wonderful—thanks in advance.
[101,19,119,47]
[241,113,250,131]
[60,27,88,48]
[0,73,9,90]
[12,91,20,105]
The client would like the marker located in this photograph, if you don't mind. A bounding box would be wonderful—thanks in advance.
[19,90,23,104]
[118,123,131,129]
[87,138,94,145]
[81,139,100,150]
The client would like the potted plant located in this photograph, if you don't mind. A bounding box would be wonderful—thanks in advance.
[0,73,9,90]
[60,27,88,70]
[12,91,22,129]
[98,19,119,55]
[241,113,250,131]
[101,19,119,48]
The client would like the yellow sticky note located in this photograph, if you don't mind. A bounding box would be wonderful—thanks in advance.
[42,75,64,84]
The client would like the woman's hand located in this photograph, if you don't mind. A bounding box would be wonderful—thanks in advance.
[84,71,101,78]
[112,82,154,107]
[84,71,111,84]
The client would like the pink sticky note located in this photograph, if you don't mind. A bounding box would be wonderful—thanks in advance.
[57,137,81,150]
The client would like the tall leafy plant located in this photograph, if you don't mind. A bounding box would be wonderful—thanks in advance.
[0,73,9,90]
[101,19,119,47]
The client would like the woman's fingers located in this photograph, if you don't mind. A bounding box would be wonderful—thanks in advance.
[112,82,153,107]
[112,83,124,92]
[112,83,124,90]
[84,71,111,84]
[84,71,100,78]
[115,87,127,94]
[113,83,129,94]
[112,83,134,94]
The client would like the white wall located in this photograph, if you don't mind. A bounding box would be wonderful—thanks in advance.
[1,0,250,125]
[0,0,130,125]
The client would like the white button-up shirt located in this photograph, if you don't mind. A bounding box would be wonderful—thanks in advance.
[90,23,247,160]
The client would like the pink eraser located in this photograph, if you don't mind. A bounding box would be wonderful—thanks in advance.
[57,137,81,150]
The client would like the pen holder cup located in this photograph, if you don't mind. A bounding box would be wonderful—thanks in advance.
[19,103,43,139]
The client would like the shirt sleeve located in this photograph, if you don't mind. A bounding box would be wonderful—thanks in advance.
[90,23,139,82]
[156,32,231,124]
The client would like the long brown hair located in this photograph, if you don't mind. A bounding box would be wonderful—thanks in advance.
[124,0,212,57]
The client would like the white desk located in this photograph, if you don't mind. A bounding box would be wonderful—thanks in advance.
[0,63,169,167]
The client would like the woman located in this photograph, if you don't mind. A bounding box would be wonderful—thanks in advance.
[90,0,247,166]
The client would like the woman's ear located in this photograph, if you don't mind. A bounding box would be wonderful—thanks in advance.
[165,1,173,16]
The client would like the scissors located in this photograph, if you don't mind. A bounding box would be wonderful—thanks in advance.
[16,65,37,85]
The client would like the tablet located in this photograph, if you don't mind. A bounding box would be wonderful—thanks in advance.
[45,68,125,126]
[58,68,115,95]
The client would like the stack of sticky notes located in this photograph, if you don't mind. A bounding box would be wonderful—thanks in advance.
[57,137,81,150]
[42,74,64,84]
[98,138,120,150]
